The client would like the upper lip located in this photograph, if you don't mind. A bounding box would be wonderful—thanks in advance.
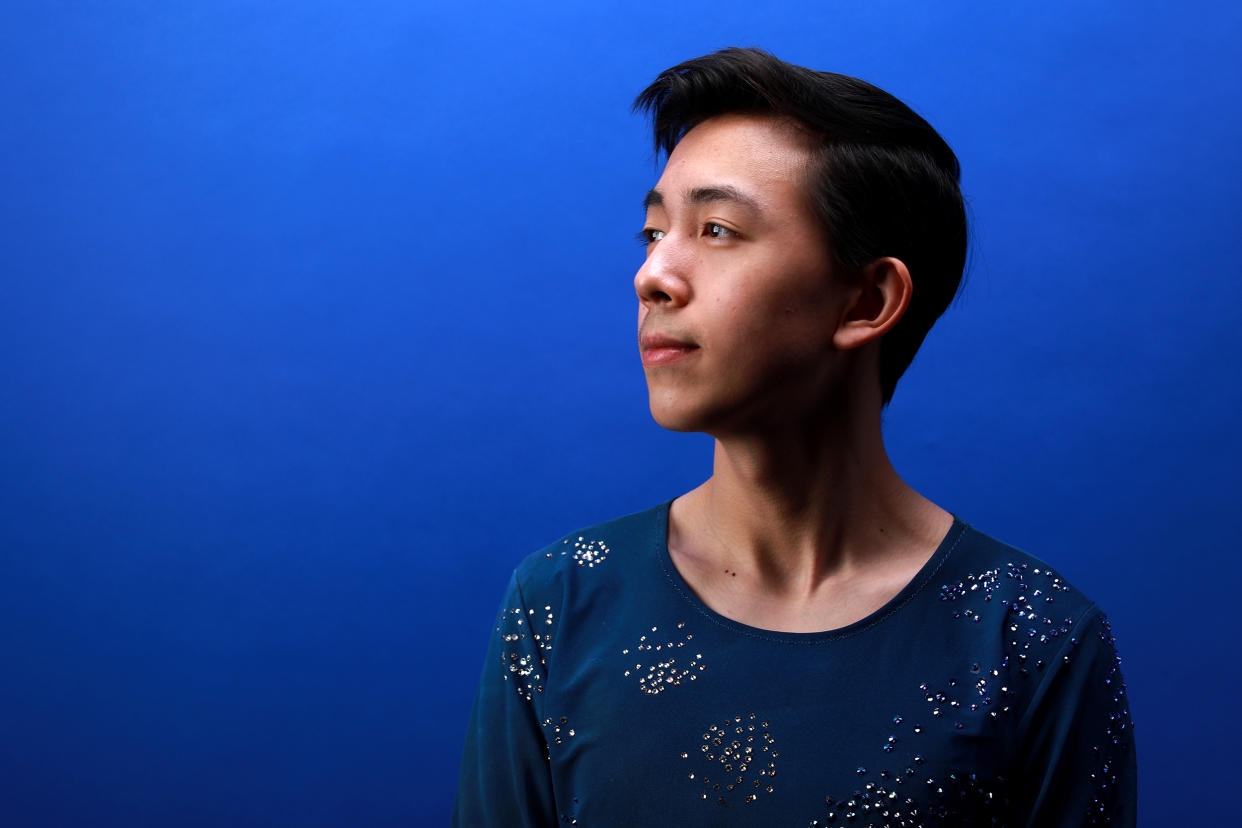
[639,331,698,351]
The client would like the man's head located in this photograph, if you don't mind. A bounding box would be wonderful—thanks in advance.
[634,47,967,407]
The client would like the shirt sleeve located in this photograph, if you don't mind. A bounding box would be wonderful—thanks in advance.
[453,571,558,828]
[1013,605,1137,827]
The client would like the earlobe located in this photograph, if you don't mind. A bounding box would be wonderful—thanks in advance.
[831,257,913,351]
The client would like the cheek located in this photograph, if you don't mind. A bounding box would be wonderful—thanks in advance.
[732,288,839,360]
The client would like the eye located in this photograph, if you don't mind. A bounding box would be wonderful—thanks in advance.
[705,222,737,239]
[637,227,666,245]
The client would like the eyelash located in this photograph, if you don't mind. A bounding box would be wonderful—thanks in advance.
[635,223,737,246]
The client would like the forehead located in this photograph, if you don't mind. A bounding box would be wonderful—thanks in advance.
[653,114,815,211]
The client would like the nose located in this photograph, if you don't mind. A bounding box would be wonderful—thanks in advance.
[634,236,692,309]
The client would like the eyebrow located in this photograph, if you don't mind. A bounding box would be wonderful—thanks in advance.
[642,185,761,212]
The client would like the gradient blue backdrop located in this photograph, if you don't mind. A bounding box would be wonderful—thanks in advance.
[3,2,1239,825]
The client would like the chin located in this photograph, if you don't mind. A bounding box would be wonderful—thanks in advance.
[650,407,700,434]
[650,413,703,433]
[647,398,703,433]
[647,395,726,434]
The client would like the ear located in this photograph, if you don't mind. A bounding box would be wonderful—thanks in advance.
[832,257,913,351]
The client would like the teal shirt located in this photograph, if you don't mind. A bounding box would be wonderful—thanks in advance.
[454,503,1136,827]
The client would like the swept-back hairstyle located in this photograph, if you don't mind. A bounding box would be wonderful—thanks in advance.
[634,47,967,405]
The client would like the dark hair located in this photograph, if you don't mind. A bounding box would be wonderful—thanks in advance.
[634,47,967,405]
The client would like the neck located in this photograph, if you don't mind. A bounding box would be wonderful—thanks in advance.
[671,386,950,596]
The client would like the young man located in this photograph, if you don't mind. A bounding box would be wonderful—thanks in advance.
[454,48,1136,827]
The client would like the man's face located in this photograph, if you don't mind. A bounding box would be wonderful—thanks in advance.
[635,114,851,435]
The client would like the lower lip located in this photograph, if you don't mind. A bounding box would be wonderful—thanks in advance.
[642,346,698,366]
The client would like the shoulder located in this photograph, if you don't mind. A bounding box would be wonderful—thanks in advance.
[932,521,1134,749]
[510,501,670,598]
[497,502,672,687]
[944,526,1139,821]
[940,520,1102,623]
[936,520,1125,692]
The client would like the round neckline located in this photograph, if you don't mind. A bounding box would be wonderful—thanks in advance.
[652,499,967,644]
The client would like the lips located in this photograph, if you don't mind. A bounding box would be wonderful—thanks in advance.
[639,331,699,366]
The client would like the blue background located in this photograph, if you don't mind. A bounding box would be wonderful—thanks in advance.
[2,1,1239,825]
